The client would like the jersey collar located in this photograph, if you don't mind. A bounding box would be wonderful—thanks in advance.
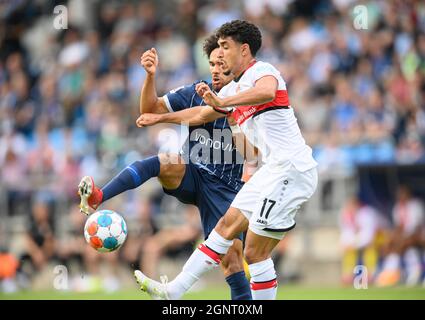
[233,60,257,83]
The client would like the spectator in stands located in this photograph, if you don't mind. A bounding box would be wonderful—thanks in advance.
[0,129,30,216]
[120,198,157,273]
[376,185,424,286]
[141,205,202,279]
[339,195,387,285]
[18,196,56,282]
[59,206,99,291]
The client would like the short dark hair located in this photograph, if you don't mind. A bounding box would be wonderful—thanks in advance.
[216,20,262,56]
[203,34,219,58]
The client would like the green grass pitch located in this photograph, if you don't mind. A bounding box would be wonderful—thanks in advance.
[1,286,424,300]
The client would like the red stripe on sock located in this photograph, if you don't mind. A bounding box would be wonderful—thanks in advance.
[198,244,221,264]
[250,279,278,290]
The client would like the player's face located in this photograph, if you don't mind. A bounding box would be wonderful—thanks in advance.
[217,37,243,75]
[209,48,233,91]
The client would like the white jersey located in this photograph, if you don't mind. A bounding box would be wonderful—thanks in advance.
[340,205,382,249]
[392,199,424,235]
[217,60,317,172]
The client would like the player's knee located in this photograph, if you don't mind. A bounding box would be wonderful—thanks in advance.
[159,152,183,165]
[158,153,184,180]
[244,245,269,264]
[158,153,174,174]
[215,219,231,240]
[215,216,239,240]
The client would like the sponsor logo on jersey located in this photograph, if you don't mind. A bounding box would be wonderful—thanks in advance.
[193,130,236,152]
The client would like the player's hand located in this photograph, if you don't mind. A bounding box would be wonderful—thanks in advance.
[140,48,158,75]
[203,90,224,108]
[136,113,162,127]
[195,82,224,108]
[195,82,210,97]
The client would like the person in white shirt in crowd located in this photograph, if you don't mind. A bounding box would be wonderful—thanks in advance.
[339,195,388,285]
[376,185,424,287]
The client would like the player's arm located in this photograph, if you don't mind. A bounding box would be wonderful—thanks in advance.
[241,143,260,181]
[199,76,278,109]
[227,115,260,180]
[232,131,259,180]
[139,48,169,114]
[136,105,225,127]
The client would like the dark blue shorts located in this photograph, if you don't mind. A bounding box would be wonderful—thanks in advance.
[163,163,243,240]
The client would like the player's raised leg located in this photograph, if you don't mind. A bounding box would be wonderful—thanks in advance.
[78,153,185,215]
[134,207,249,300]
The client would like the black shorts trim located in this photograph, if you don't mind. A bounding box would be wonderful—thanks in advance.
[263,223,296,233]
[252,106,290,119]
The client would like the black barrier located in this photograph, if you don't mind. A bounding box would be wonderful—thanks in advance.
[357,164,425,221]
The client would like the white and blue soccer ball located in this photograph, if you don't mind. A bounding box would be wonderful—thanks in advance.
[84,210,127,253]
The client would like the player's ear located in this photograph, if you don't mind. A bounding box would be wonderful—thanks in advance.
[241,43,249,57]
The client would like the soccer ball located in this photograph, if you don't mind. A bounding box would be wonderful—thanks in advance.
[84,210,127,252]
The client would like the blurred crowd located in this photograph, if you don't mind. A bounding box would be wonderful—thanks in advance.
[1,0,425,292]
[340,185,424,287]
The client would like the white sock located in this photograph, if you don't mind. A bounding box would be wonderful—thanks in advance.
[383,253,401,271]
[248,258,278,300]
[167,230,233,299]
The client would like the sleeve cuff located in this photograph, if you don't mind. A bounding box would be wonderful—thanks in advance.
[212,106,230,115]
[162,95,174,113]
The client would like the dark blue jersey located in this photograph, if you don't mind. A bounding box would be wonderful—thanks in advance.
[163,81,244,191]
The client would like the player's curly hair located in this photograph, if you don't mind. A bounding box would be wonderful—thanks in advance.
[203,34,219,58]
[215,20,262,56]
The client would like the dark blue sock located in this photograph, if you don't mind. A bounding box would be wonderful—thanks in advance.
[225,271,252,300]
[101,156,160,202]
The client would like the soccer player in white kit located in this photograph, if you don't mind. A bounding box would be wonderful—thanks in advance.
[135,20,318,300]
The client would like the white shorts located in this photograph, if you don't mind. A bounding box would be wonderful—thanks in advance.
[231,161,318,240]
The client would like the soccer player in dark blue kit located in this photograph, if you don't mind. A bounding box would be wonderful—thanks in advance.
[77,35,252,300]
